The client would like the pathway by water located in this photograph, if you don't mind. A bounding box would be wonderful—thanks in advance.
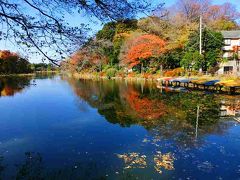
[0,75,239,179]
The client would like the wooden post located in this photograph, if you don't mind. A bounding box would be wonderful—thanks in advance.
[195,105,200,139]
[199,16,202,55]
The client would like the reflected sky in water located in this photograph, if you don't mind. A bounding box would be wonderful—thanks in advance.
[0,76,239,179]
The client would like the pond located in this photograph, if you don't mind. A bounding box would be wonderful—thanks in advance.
[0,75,240,179]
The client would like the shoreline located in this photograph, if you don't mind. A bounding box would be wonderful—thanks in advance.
[0,73,35,77]
[67,72,240,82]
[66,72,240,94]
[0,71,59,77]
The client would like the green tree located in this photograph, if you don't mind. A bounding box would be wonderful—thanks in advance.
[96,20,138,65]
[184,29,223,71]
[96,22,117,41]
[181,51,204,70]
[158,48,183,69]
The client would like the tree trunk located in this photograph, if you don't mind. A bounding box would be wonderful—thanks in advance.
[160,64,163,76]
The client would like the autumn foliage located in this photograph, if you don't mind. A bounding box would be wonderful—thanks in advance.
[64,0,240,75]
[0,76,31,96]
[125,87,166,120]
[233,45,239,53]
[0,50,18,60]
[124,34,166,68]
[0,50,31,74]
[70,49,105,66]
[68,47,108,72]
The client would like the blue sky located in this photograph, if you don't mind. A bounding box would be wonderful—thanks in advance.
[1,0,240,63]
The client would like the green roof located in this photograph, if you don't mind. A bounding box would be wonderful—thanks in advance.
[221,30,240,39]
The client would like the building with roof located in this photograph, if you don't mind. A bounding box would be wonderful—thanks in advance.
[218,30,240,74]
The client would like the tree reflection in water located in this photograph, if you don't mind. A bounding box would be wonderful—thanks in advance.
[0,156,4,178]
[0,152,111,179]
[0,152,145,179]
[63,78,240,175]
[66,78,238,145]
[0,77,239,178]
[0,76,33,97]
[16,152,44,179]
[0,73,57,97]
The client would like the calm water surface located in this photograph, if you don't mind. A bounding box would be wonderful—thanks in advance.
[0,75,240,179]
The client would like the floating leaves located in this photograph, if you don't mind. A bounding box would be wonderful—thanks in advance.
[117,151,175,174]
[154,152,175,174]
[117,152,147,169]
[142,138,150,143]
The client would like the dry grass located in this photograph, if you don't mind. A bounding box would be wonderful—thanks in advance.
[70,71,240,83]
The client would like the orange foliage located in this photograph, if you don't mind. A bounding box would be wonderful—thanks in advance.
[125,34,166,68]
[0,50,18,60]
[116,71,125,78]
[233,45,239,53]
[2,86,15,96]
[69,48,108,69]
[164,68,184,77]
[99,71,106,77]
[127,72,136,77]
[0,85,23,96]
[125,87,166,120]
[142,73,152,79]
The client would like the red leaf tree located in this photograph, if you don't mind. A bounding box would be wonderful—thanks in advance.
[124,86,166,120]
[124,34,166,69]
[68,47,108,72]
[0,50,18,60]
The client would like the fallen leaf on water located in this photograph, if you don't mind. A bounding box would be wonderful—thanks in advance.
[117,152,147,169]
[154,151,175,174]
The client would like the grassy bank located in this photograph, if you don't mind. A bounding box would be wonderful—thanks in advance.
[67,71,240,82]
[66,71,240,94]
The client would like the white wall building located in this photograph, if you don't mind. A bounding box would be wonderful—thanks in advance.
[218,30,240,75]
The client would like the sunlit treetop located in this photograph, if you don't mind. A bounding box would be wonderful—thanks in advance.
[124,34,166,67]
[0,50,18,59]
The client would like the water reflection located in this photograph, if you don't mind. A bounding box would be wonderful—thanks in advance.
[64,78,240,177]
[0,76,33,97]
[0,152,109,179]
[66,79,238,141]
[221,99,240,117]
[0,76,239,179]
[0,73,57,97]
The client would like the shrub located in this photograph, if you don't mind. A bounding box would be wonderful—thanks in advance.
[116,71,125,78]
[188,70,199,76]
[99,71,106,77]
[127,72,136,78]
[106,68,117,78]
[164,68,185,77]
[102,64,111,71]
[142,73,152,79]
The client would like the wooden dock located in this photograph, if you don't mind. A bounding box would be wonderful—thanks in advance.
[157,77,240,94]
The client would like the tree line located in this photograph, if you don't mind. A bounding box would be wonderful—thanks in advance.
[0,50,58,74]
[63,0,240,77]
